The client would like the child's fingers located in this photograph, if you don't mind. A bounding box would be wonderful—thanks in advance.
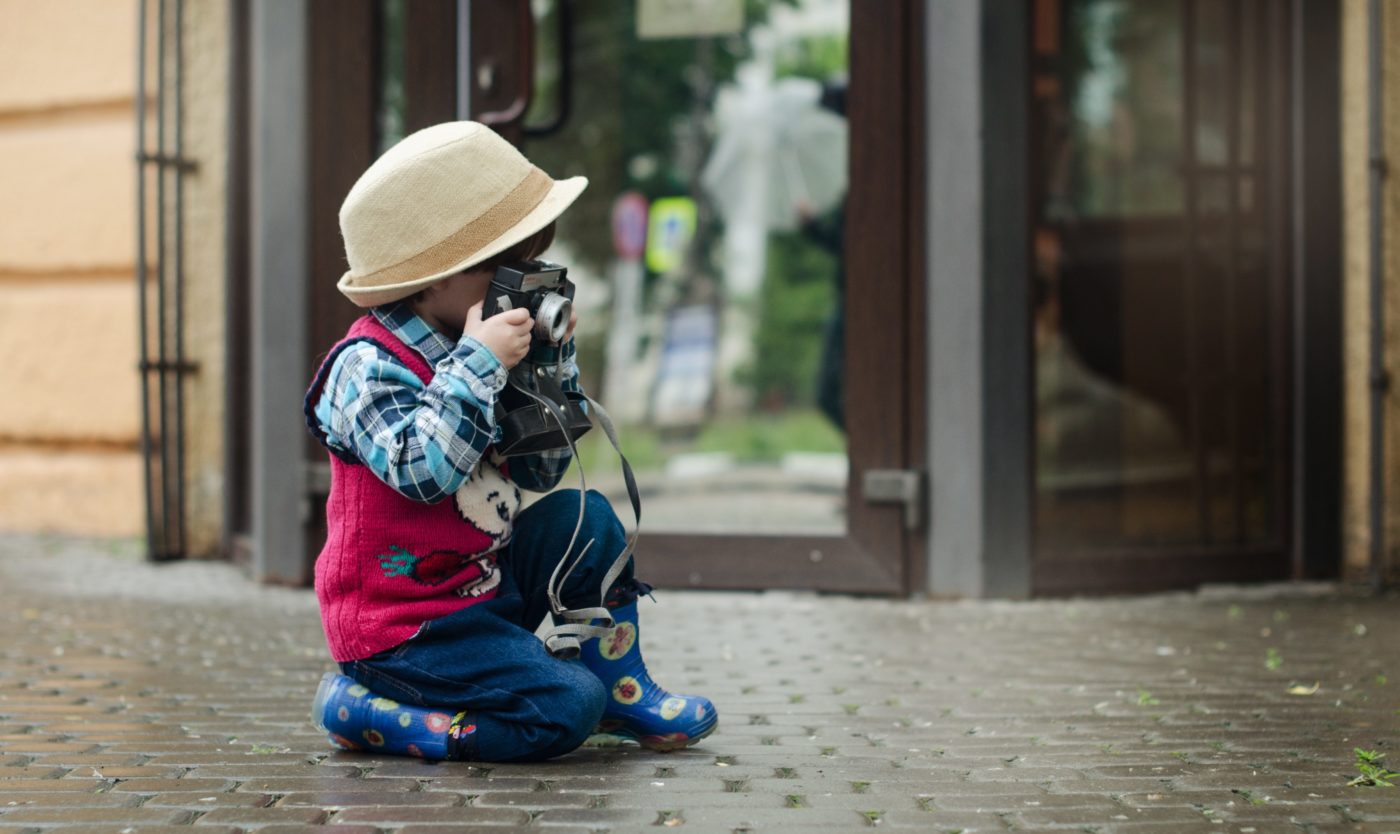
[466,301,485,326]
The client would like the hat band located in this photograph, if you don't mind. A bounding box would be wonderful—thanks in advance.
[348,167,554,289]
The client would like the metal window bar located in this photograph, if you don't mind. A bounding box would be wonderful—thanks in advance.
[136,0,196,561]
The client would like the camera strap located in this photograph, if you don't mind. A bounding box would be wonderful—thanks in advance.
[503,371,642,659]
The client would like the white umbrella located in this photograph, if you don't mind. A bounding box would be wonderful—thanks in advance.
[701,72,847,233]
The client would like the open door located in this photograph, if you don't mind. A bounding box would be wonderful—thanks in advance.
[286,0,925,595]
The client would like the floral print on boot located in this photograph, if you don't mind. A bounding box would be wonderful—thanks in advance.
[311,672,476,760]
[578,600,718,751]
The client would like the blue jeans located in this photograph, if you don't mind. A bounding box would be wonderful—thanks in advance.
[340,489,637,762]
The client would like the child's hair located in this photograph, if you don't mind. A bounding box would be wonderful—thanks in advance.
[476,221,557,273]
[403,222,557,305]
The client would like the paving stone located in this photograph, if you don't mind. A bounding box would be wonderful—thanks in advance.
[0,792,142,809]
[876,809,1010,830]
[650,805,919,830]
[329,805,531,825]
[108,778,238,793]
[144,792,274,808]
[468,791,596,809]
[255,828,382,834]
[43,828,241,834]
[528,806,674,827]
[1011,804,1211,828]
[919,792,1061,813]
[274,791,464,808]
[416,776,542,792]
[0,768,67,781]
[0,807,196,825]
[0,741,98,755]
[145,754,312,766]
[0,778,109,793]
[191,806,330,826]
[600,789,792,809]
[401,829,597,834]
[1333,800,1400,822]
[26,753,146,768]
[235,776,412,794]
[187,764,361,779]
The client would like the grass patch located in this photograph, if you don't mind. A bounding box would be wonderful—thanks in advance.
[1349,748,1399,787]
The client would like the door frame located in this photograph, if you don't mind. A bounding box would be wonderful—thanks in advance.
[922,0,1341,598]
[239,0,928,594]
[451,1,926,595]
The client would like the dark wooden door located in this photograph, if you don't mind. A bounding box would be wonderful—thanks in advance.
[299,1,925,595]
[1029,0,1295,593]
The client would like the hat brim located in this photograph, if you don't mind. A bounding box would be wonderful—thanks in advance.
[337,175,589,308]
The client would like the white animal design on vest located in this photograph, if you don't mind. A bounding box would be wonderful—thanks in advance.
[453,452,521,552]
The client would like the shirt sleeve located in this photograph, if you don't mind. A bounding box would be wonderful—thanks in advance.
[313,336,508,503]
[508,338,583,493]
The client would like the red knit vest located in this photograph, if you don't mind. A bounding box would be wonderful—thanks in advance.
[306,314,520,661]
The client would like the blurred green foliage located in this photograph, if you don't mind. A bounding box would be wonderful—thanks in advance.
[573,407,844,476]
[736,229,838,409]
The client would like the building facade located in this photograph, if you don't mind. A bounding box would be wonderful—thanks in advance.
[3,0,1395,595]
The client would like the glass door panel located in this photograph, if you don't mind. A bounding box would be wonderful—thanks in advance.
[520,1,851,536]
[1031,0,1289,570]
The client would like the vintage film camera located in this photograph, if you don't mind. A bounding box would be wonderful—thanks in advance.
[480,259,593,455]
[482,259,642,659]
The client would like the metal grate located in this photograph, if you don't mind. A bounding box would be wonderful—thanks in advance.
[136,0,198,561]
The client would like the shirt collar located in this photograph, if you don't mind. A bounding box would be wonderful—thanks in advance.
[372,301,457,366]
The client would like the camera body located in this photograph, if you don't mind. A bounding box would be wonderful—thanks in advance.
[481,259,592,456]
[481,260,576,342]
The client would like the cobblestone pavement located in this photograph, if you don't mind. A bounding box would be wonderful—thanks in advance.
[1,534,1398,833]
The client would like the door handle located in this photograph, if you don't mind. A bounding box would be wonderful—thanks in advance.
[476,0,534,129]
[524,0,574,138]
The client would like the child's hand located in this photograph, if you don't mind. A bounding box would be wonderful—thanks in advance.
[464,301,532,368]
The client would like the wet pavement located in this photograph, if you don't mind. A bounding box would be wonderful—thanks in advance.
[1,532,1399,833]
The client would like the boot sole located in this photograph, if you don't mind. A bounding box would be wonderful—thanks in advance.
[594,716,719,752]
[640,718,719,752]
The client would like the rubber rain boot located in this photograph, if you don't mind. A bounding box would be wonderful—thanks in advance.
[578,601,718,751]
[311,672,476,760]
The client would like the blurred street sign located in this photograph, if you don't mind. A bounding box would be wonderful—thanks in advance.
[638,0,743,40]
[611,191,648,261]
[645,197,697,274]
[652,304,717,427]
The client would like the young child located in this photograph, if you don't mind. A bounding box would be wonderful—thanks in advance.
[304,121,716,762]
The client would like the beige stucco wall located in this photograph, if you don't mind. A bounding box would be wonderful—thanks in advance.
[0,0,229,553]
[0,0,143,536]
[1342,0,1400,586]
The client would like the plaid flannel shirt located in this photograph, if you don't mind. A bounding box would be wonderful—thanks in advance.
[311,301,579,502]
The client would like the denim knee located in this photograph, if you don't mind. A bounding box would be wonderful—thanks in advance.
[522,663,607,761]
[562,662,608,732]
[548,489,625,544]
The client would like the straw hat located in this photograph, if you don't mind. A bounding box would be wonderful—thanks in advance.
[336,121,588,308]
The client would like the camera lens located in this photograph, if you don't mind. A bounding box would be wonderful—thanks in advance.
[534,292,572,343]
